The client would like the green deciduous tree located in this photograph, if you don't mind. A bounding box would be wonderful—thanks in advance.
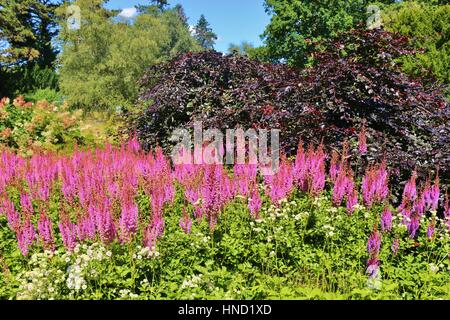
[383,1,450,84]
[261,0,396,67]
[194,14,217,50]
[57,0,200,110]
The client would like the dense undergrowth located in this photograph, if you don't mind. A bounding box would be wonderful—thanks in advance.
[0,140,449,300]
[132,29,449,187]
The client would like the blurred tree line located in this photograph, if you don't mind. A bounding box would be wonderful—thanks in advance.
[1,0,447,109]
[0,0,217,109]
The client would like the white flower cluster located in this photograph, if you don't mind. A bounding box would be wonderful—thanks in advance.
[16,251,65,300]
[262,199,302,223]
[118,289,139,299]
[66,243,108,292]
[322,224,336,238]
[180,274,203,290]
[133,245,160,260]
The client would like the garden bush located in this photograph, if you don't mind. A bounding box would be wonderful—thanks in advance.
[0,140,449,299]
[131,28,449,186]
[0,96,98,155]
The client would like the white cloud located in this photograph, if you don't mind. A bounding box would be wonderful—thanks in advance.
[118,7,137,19]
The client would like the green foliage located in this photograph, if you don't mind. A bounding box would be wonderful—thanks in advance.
[261,0,396,67]
[194,14,217,50]
[0,64,59,98]
[24,88,63,104]
[57,0,200,110]
[382,1,450,85]
[1,190,449,300]
[0,96,100,155]
[0,0,60,98]
[0,0,60,67]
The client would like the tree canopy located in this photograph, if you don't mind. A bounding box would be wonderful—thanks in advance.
[194,14,217,50]
[57,0,200,110]
[261,0,396,67]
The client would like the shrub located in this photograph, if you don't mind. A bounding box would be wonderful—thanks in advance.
[382,1,450,86]
[131,28,449,186]
[0,96,97,155]
[24,88,63,105]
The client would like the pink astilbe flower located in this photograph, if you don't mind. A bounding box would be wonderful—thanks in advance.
[331,163,358,214]
[59,219,77,251]
[17,219,36,256]
[358,125,368,154]
[1,197,20,232]
[234,163,257,197]
[293,141,308,190]
[308,144,326,195]
[264,158,294,203]
[392,238,400,256]
[397,172,418,227]
[179,207,193,234]
[119,201,139,243]
[367,226,382,278]
[76,214,96,242]
[407,191,426,239]
[201,164,225,229]
[143,214,165,249]
[20,193,33,217]
[361,162,389,208]
[293,142,326,195]
[427,219,436,240]
[423,174,440,212]
[127,135,141,154]
[332,166,350,206]
[329,150,340,183]
[58,158,77,203]
[381,207,393,233]
[248,187,262,219]
[408,216,420,239]
[402,171,418,203]
[37,212,55,251]
[346,189,358,215]
[92,200,116,244]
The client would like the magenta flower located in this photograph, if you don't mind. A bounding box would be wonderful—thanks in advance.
[329,151,340,183]
[17,219,36,256]
[144,215,165,249]
[392,239,400,256]
[358,125,368,154]
[402,171,417,203]
[367,227,382,276]
[1,197,20,232]
[119,201,139,243]
[179,208,193,234]
[408,216,420,239]
[20,193,33,217]
[248,188,262,219]
[38,213,55,251]
[367,228,382,257]
[59,219,77,251]
[427,219,435,240]
[361,162,389,208]
[381,207,393,233]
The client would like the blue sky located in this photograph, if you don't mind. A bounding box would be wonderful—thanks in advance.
[106,0,270,53]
